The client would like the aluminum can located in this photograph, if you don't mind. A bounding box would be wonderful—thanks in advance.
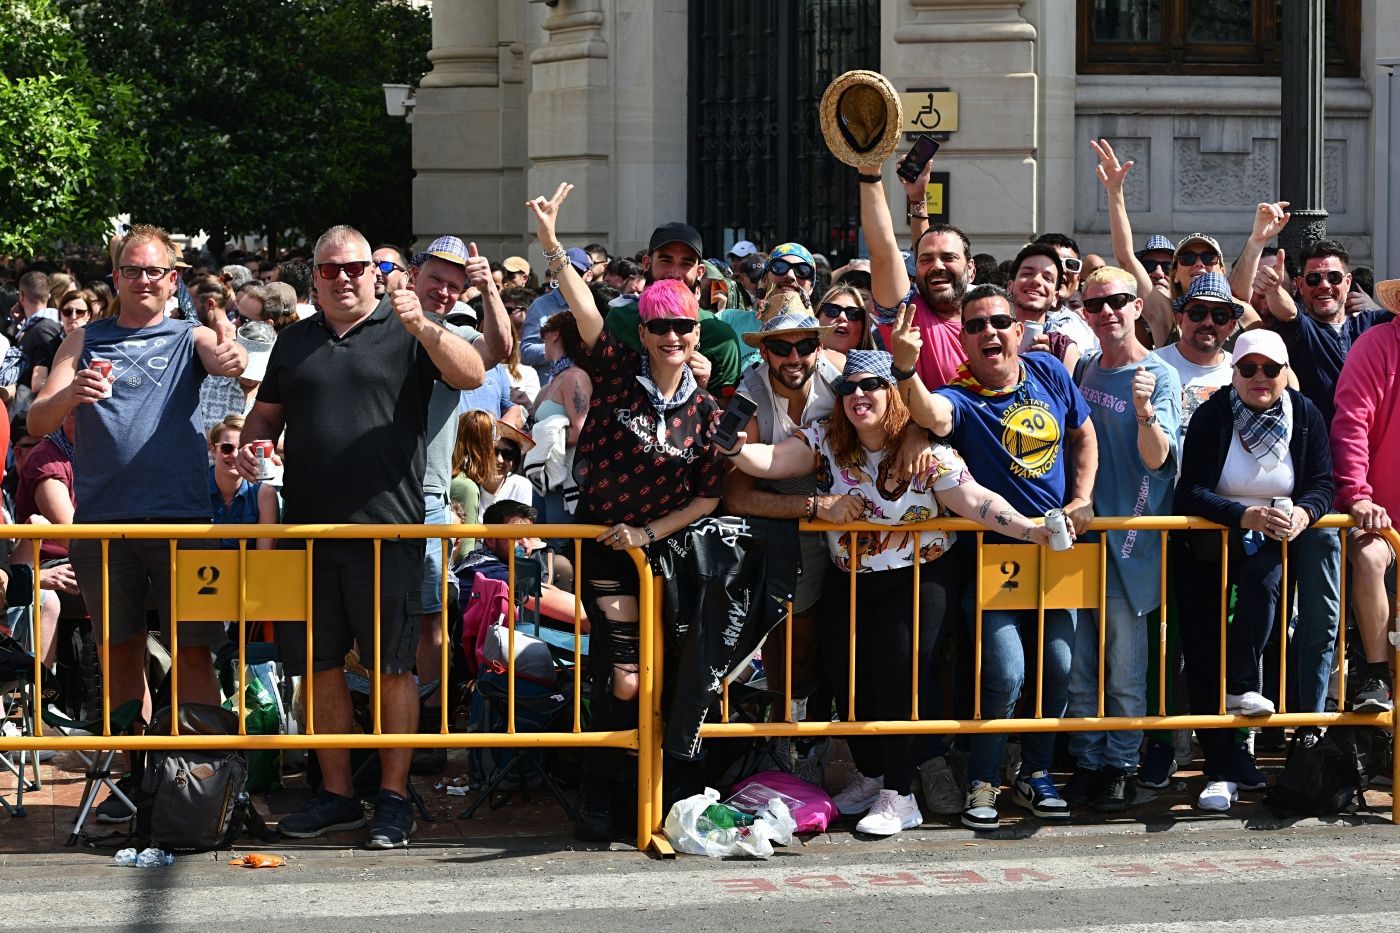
[1045,508,1073,551]
[90,359,113,379]
[1019,320,1044,352]
[252,440,276,481]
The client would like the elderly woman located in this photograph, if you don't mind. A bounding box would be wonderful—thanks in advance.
[1172,329,1332,813]
[725,348,1056,837]
[528,184,727,843]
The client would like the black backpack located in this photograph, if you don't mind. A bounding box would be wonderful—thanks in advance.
[134,704,269,852]
[1267,725,1388,816]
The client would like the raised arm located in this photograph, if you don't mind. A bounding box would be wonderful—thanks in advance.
[1091,138,1173,347]
[194,314,247,379]
[896,152,933,254]
[27,329,104,437]
[389,289,486,390]
[464,242,512,368]
[856,159,914,314]
[526,183,601,348]
[1232,201,1291,307]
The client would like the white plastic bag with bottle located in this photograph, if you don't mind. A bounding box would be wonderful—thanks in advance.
[662,787,798,859]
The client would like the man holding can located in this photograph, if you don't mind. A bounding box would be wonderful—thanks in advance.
[237,223,484,849]
[28,223,248,822]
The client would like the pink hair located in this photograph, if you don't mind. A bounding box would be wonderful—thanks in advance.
[637,278,699,321]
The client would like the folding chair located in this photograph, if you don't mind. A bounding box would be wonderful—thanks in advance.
[1,621,41,817]
[41,700,144,845]
[459,671,577,821]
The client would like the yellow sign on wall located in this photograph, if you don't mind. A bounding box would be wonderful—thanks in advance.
[977,543,1102,612]
[900,91,959,134]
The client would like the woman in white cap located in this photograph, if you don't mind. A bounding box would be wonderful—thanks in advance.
[723,348,1056,837]
[1172,328,1333,813]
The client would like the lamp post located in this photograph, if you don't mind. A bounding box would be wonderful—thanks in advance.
[1278,0,1327,267]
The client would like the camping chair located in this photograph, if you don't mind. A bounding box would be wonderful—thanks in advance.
[1,619,42,817]
[41,699,144,845]
[459,669,576,821]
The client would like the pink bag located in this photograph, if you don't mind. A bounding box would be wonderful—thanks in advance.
[730,769,836,834]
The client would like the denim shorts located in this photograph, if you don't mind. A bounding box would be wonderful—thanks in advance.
[420,491,452,614]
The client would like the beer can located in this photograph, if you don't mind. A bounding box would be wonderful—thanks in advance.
[252,440,276,481]
[1018,320,1044,353]
[1044,508,1073,551]
[91,359,112,379]
[1271,497,1293,515]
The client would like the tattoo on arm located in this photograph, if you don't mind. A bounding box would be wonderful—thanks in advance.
[571,380,588,414]
[994,509,1014,527]
[978,499,991,520]
[1019,526,1033,542]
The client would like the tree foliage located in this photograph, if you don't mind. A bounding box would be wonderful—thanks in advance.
[64,0,431,250]
[0,0,145,254]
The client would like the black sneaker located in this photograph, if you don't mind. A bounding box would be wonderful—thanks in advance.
[1352,676,1394,713]
[277,789,367,838]
[1137,741,1178,789]
[1093,766,1136,813]
[366,790,417,849]
[94,777,138,824]
[1061,767,1103,807]
[1231,744,1268,792]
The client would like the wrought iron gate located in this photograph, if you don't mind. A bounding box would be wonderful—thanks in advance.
[687,0,880,266]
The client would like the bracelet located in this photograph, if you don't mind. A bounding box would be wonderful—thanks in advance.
[541,244,566,263]
[642,524,655,543]
[891,364,916,382]
[907,209,928,220]
[806,496,818,520]
[857,173,882,184]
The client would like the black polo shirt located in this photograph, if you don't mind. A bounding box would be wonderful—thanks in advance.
[1271,307,1393,425]
[257,297,441,524]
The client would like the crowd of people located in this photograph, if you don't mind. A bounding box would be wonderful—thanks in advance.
[0,133,1397,849]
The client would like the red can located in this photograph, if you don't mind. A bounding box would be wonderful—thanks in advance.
[251,441,276,480]
[91,359,112,379]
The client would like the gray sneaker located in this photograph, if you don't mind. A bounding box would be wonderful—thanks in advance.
[278,789,367,838]
[918,756,964,815]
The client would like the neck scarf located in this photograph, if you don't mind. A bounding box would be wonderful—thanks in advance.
[947,360,1025,398]
[636,355,698,444]
[544,355,574,382]
[1230,387,1292,470]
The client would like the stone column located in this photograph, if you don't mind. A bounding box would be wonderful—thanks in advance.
[1278,0,1329,257]
[883,0,1040,259]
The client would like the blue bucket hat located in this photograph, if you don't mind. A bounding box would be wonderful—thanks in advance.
[1136,234,1176,257]
[840,349,894,386]
[1172,271,1241,316]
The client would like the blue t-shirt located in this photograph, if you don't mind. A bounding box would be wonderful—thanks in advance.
[1076,351,1182,615]
[458,362,512,421]
[209,465,264,549]
[1271,308,1392,425]
[935,353,1090,542]
[75,317,209,522]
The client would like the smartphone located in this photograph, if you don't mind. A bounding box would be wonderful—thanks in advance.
[897,134,941,183]
[712,394,758,451]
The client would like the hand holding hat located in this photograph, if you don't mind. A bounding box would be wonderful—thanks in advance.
[820,71,904,169]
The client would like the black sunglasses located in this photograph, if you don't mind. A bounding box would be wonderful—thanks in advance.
[1176,250,1220,268]
[1183,305,1233,325]
[1236,362,1285,379]
[961,313,1016,334]
[762,336,821,358]
[835,376,890,396]
[375,260,406,275]
[642,319,698,337]
[504,304,528,314]
[818,302,865,322]
[494,446,521,461]
[316,261,373,280]
[1141,258,1170,274]
[767,258,814,280]
[1304,270,1346,288]
[214,442,237,455]
[1083,293,1136,314]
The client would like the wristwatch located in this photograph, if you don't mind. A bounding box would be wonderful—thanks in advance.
[1136,412,1158,427]
[891,364,917,382]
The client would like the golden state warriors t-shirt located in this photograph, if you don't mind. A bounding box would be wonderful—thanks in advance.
[935,353,1090,542]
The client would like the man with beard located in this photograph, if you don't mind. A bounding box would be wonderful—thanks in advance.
[895,284,1097,830]
[856,152,972,390]
[1007,243,1080,372]
[602,222,743,394]
[372,245,410,299]
[1253,238,1391,716]
[1155,272,1240,430]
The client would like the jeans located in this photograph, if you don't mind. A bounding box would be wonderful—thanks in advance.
[963,605,1075,787]
[1290,526,1341,713]
[1066,595,1152,772]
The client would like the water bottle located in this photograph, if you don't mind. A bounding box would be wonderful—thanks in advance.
[136,847,174,867]
[114,848,138,867]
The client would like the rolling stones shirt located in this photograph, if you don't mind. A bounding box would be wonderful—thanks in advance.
[797,420,970,573]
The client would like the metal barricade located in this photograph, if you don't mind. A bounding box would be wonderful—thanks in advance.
[0,523,657,852]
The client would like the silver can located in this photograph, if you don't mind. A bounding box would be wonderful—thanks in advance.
[1272,497,1294,541]
[1044,508,1073,551]
[1019,319,1044,353]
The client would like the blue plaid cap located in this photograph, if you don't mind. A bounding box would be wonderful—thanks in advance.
[420,235,469,267]
[1137,234,1175,256]
[769,242,815,267]
[1172,271,1239,314]
[840,349,894,385]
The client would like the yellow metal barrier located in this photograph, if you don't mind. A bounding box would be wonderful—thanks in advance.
[666,514,1400,855]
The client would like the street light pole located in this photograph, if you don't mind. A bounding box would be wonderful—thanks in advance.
[1278,0,1328,266]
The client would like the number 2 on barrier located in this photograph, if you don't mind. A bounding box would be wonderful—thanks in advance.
[979,543,1102,611]
[175,551,309,621]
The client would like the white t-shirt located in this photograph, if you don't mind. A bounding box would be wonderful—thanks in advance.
[797,420,970,573]
[509,365,541,405]
[478,472,533,517]
[1155,343,1233,436]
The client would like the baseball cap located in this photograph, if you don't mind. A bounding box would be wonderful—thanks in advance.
[647,222,704,258]
[502,256,530,275]
[1173,233,1224,264]
[420,235,470,267]
[727,240,758,260]
[1136,234,1176,257]
[1172,271,1237,312]
[769,243,815,268]
[565,247,591,275]
[1231,329,1289,365]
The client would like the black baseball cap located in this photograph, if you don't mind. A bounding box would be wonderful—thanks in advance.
[647,222,703,258]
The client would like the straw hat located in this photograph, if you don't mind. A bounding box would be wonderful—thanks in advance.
[819,70,904,168]
[1376,279,1400,315]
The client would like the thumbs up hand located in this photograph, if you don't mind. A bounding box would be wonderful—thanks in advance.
[1132,365,1157,419]
[209,313,246,377]
[464,240,492,290]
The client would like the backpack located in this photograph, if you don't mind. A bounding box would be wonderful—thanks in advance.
[134,703,267,852]
[460,572,513,680]
[1267,725,1388,816]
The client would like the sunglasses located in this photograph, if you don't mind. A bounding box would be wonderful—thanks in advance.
[1083,292,1136,314]
[214,442,237,455]
[962,313,1016,334]
[835,376,890,396]
[1183,304,1233,325]
[818,302,865,322]
[375,260,406,275]
[766,259,814,280]
[494,446,520,461]
[117,265,173,281]
[1061,257,1083,275]
[1304,270,1346,288]
[505,305,528,314]
[1141,258,1171,274]
[316,261,373,280]
[1176,250,1220,268]
[642,318,698,337]
[1236,362,1285,379]
[60,305,89,317]
[762,336,821,358]
[16,441,39,451]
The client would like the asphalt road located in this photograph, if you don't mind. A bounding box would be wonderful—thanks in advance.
[2,823,1399,932]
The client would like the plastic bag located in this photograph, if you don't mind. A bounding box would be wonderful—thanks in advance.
[663,787,797,859]
[223,663,283,792]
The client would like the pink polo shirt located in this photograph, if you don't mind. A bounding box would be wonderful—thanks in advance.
[877,291,967,390]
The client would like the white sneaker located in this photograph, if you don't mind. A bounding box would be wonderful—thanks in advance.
[832,770,885,815]
[855,789,922,836]
[1197,778,1238,812]
[1226,692,1275,717]
[919,756,965,815]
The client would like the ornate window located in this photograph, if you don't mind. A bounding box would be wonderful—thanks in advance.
[1077,0,1361,76]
